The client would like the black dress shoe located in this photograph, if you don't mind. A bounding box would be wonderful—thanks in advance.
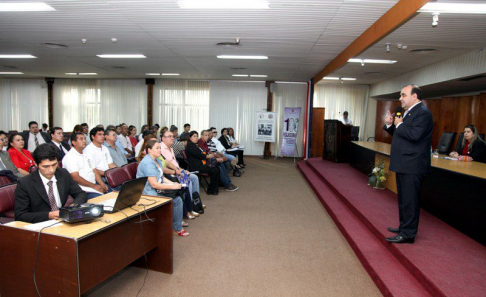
[387,227,400,234]
[207,191,219,195]
[386,235,415,244]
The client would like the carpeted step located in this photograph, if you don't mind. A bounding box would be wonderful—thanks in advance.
[297,161,430,297]
[305,158,486,297]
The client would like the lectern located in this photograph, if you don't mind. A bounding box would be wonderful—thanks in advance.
[323,120,352,162]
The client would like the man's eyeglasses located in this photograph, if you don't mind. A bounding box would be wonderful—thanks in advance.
[163,136,175,138]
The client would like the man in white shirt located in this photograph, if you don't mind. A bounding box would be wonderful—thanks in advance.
[49,127,70,161]
[83,127,117,177]
[21,121,50,153]
[63,132,108,199]
[117,124,133,156]
[339,111,353,126]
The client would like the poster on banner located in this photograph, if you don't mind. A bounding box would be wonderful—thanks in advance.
[281,107,301,156]
[255,112,277,142]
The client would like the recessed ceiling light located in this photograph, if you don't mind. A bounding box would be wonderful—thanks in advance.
[348,58,397,64]
[0,72,23,74]
[341,78,356,81]
[323,77,340,80]
[0,3,55,11]
[217,55,268,60]
[177,0,269,9]
[97,54,146,58]
[79,73,97,75]
[419,3,486,14]
[0,55,36,59]
[65,73,77,75]
[146,73,161,76]
[162,73,180,76]
[232,74,248,77]
[250,75,267,77]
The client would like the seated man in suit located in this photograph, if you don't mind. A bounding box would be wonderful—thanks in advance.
[49,127,70,161]
[14,144,87,223]
[21,121,51,153]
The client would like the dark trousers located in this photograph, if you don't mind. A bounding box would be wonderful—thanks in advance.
[199,165,220,193]
[227,150,244,165]
[395,173,425,239]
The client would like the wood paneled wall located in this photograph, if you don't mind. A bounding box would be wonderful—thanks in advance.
[375,93,486,149]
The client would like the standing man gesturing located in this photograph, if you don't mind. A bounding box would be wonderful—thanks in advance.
[383,85,433,244]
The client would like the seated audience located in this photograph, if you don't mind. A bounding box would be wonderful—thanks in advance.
[207,128,243,177]
[219,127,245,168]
[117,124,134,156]
[179,123,191,140]
[72,124,83,134]
[84,127,117,177]
[170,125,179,141]
[41,123,48,132]
[14,144,87,223]
[104,129,128,167]
[136,140,189,237]
[186,131,221,195]
[8,133,35,176]
[105,125,125,153]
[449,125,486,163]
[128,125,138,148]
[0,130,24,179]
[49,127,70,161]
[22,121,51,153]
[115,125,122,135]
[138,124,149,141]
[63,133,108,199]
[135,131,156,158]
[81,123,91,144]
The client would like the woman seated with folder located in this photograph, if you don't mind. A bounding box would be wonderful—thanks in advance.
[449,125,486,163]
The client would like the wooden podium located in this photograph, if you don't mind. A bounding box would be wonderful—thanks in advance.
[323,120,352,162]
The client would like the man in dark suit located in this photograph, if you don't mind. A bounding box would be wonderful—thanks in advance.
[383,84,433,244]
[21,121,51,153]
[14,144,87,223]
[49,127,70,161]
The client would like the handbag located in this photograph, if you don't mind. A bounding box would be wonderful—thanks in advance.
[192,191,204,214]
[157,175,181,198]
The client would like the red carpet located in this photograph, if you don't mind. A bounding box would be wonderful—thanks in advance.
[297,158,486,297]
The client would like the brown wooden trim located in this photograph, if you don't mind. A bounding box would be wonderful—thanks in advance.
[313,0,431,84]
[146,79,155,127]
[46,78,55,128]
[264,81,275,159]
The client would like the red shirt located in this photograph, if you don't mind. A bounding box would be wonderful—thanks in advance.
[8,148,35,172]
[129,136,138,148]
[461,141,470,156]
[198,139,209,152]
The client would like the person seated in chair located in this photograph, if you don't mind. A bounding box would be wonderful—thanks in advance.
[14,144,87,223]
[49,127,70,161]
[0,130,24,179]
[449,125,486,163]
[219,128,245,168]
[8,133,35,176]
[21,121,51,153]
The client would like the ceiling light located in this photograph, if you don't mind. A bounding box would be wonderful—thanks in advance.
[217,55,268,60]
[348,59,397,64]
[323,77,340,80]
[0,3,55,11]
[0,72,23,74]
[232,74,248,77]
[79,73,97,75]
[341,78,356,81]
[146,73,161,76]
[177,0,269,9]
[419,3,486,14]
[97,54,146,58]
[250,75,267,77]
[432,13,440,27]
[386,43,391,53]
[162,73,180,76]
[65,73,77,75]
[0,55,36,59]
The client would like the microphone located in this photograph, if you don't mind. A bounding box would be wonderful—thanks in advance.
[395,106,403,118]
[333,112,341,118]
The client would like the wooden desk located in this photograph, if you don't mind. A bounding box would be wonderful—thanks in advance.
[350,141,486,246]
[0,193,173,296]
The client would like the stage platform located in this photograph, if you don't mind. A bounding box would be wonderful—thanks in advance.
[297,158,486,297]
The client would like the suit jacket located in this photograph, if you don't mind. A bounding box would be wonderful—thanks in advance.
[49,141,71,161]
[383,102,433,175]
[21,131,51,150]
[454,138,486,163]
[0,150,24,178]
[185,141,207,171]
[14,168,87,223]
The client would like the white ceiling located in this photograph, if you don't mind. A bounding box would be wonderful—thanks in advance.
[0,0,400,81]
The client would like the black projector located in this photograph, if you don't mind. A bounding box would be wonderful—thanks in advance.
[59,203,104,223]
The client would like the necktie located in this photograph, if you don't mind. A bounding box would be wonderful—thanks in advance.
[47,181,58,211]
[58,144,65,160]
[34,134,39,148]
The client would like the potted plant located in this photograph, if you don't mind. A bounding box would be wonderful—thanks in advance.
[368,159,388,189]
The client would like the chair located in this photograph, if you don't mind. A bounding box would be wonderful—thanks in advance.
[437,132,456,154]
[0,184,17,224]
[0,176,14,187]
[105,167,130,189]
[181,150,210,194]
[480,134,485,141]
[351,126,360,141]
[122,162,138,180]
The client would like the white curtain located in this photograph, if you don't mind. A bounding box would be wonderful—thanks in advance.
[274,83,308,157]
[53,79,146,131]
[0,79,48,131]
[153,80,210,133]
[209,81,267,156]
[313,84,370,139]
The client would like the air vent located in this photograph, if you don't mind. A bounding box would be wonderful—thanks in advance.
[1,65,18,69]
[410,48,437,55]
[231,67,247,70]
[111,66,128,69]
[42,42,69,49]
[364,72,381,75]
[458,74,486,82]
[217,38,241,47]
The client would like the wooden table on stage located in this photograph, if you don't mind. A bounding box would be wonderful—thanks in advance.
[0,192,173,297]
[350,141,486,246]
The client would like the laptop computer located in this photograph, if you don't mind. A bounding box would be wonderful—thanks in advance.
[98,177,148,214]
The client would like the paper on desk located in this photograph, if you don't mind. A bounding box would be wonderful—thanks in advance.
[440,157,458,160]
[24,219,60,231]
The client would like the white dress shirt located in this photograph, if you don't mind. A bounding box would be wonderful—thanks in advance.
[63,149,101,194]
[27,133,46,152]
[39,172,61,208]
[83,142,113,172]
[134,139,144,158]
[339,117,353,126]
[117,134,132,150]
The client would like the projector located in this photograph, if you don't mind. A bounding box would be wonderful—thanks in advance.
[59,203,104,223]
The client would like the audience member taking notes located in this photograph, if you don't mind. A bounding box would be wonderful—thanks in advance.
[449,125,486,163]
